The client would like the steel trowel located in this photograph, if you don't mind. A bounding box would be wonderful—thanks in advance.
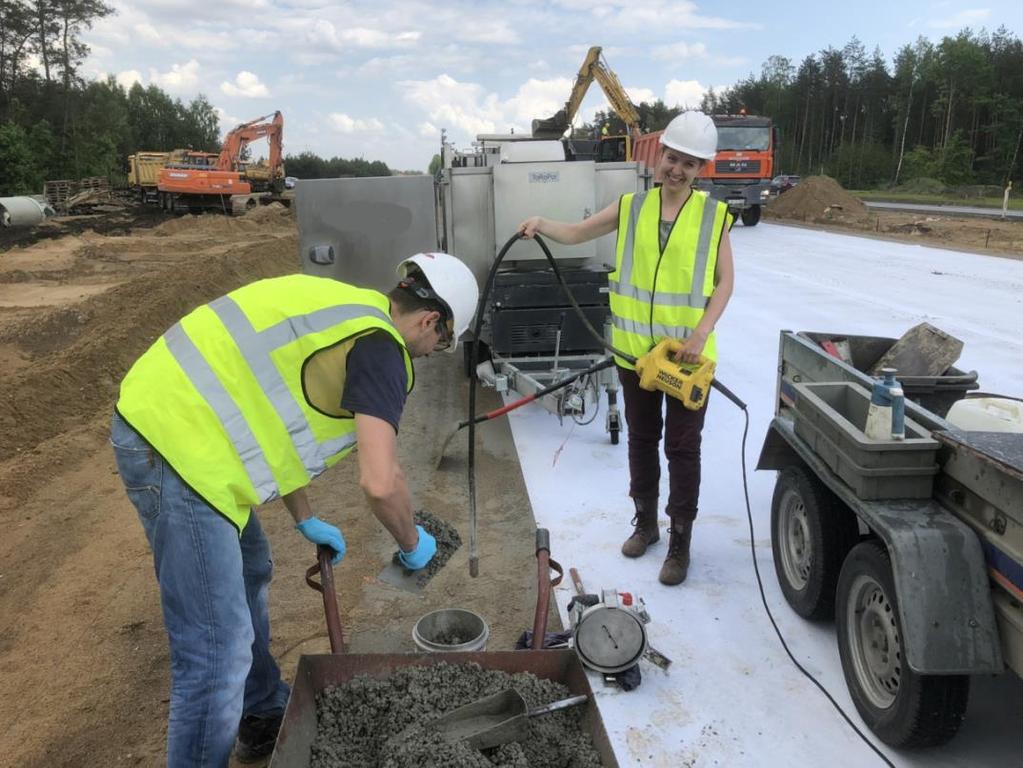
[377,552,430,595]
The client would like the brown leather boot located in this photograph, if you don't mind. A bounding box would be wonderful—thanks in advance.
[659,519,693,585]
[621,498,660,558]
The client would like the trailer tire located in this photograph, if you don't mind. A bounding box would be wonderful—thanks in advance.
[741,205,761,227]
[770,466,857,620]
[836,540,969,748]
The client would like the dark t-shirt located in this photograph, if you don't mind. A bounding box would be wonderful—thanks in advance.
[340,331,408,432]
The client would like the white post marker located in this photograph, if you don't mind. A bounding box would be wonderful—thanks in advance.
[1003,181,1012,220]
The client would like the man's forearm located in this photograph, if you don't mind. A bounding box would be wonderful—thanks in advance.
[282,488,313,524]
[363,473,418,552]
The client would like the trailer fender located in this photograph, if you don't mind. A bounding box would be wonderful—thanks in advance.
[758,418,1004,675]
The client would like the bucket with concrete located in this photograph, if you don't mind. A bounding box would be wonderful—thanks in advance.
[412,607,489,652]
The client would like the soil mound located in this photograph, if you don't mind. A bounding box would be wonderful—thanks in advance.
[766,175,868,222]
[0,216,297,468]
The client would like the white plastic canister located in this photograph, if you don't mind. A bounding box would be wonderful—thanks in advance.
[946,397,1023,433]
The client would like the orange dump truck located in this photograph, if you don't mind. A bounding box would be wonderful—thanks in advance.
[632,113,776,226]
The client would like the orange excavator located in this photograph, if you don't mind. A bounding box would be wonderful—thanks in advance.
[157,111,285,214]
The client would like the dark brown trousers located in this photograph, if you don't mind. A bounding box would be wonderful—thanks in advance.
[617,364,709,523]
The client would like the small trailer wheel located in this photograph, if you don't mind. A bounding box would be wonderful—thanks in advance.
[836,540,970,748]
[606,406,621,445]
[770,465,857,619]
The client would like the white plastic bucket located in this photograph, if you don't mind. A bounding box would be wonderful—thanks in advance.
[946,397,1023,433]
[412,608,489,653]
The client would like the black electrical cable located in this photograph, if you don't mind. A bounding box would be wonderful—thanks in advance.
[729,407,896,767]
[467,231,893,765]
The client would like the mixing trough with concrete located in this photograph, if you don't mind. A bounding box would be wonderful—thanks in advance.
[309,662,602,767]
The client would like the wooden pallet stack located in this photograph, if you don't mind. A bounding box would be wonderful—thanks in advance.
[43,179,75,212]
[43,176,113,212]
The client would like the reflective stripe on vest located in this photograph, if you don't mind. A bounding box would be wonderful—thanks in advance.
[164,298,389,502]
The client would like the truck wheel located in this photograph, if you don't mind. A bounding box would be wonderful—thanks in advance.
[770,466,857,620]
[836,540,969,748]
[741,205,761,226]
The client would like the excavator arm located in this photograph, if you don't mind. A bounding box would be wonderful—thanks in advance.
[217,111,284,183]
[531,46,640,143]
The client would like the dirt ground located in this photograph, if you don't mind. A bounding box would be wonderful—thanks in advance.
[0,206,550,768]
[763,175,1023,258]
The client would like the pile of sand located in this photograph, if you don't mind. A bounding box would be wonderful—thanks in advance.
[0,213,298,468]
[766,176,868,222]
[153,203,291,236]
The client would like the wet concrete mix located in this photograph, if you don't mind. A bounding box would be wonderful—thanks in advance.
[310,662,603,767]
[389,509,463,588]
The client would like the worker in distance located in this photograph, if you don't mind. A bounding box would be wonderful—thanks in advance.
[519,111,735,586]
[110,252,478,766]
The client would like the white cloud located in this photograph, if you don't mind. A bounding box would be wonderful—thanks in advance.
[129,20,240,52]
[625,86,656,105]
[503,78,575,126]
[926,8,991,29]
[397,72,663,142]
[665,79,707,109]
[551,0,757,32]
[448,19,518,45]
[116,69,143,89]
[214,106,243,134]
[651,42,708,61]
[327,113,385,133]
[281,18,420,53]
[149,59,200,92]
[419,122,440,138]
[398,74,508,136]
[221,71,270,98]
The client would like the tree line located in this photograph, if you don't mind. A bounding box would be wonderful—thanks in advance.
[0,1,392,197]
[590,26,1023,190]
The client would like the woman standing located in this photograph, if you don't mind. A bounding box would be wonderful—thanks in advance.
[519,111,734,585]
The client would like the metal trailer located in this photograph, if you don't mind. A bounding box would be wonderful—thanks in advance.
[756,330,1022,749]
[296,138,653,441]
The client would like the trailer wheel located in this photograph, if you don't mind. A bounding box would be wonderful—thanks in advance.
[770,466,857,620]
[836,540,969,748]
[741,205,761,226]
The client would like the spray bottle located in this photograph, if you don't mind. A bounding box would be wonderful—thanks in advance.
[865,368,905,441]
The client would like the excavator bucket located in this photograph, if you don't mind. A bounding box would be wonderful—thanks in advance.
[532,110,570,139]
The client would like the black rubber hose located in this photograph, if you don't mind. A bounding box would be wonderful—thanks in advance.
[467,232,622,576]
[467,232,743,577]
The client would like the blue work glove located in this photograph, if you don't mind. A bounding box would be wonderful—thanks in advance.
[398,525,437,570]
[295,517,346,565]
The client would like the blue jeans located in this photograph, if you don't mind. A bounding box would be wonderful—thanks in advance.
[111,411,290,767]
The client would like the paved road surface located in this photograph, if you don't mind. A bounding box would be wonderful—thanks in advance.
[865,199,1022,220]
[504,222,1023,767]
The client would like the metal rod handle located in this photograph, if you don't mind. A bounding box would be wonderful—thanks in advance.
[527,695,589,717]
[303,545,346,654]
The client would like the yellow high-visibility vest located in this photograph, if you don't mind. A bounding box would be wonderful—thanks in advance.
[609,188,731,369]
[116,274,413,532]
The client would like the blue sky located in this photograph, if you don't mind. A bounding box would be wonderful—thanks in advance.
[79,1,1023,172]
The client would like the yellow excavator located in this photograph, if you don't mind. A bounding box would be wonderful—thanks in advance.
[531,46,641,161]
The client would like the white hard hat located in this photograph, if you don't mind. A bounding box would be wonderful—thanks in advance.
[397,252,479,353]
[661,111,718,160]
